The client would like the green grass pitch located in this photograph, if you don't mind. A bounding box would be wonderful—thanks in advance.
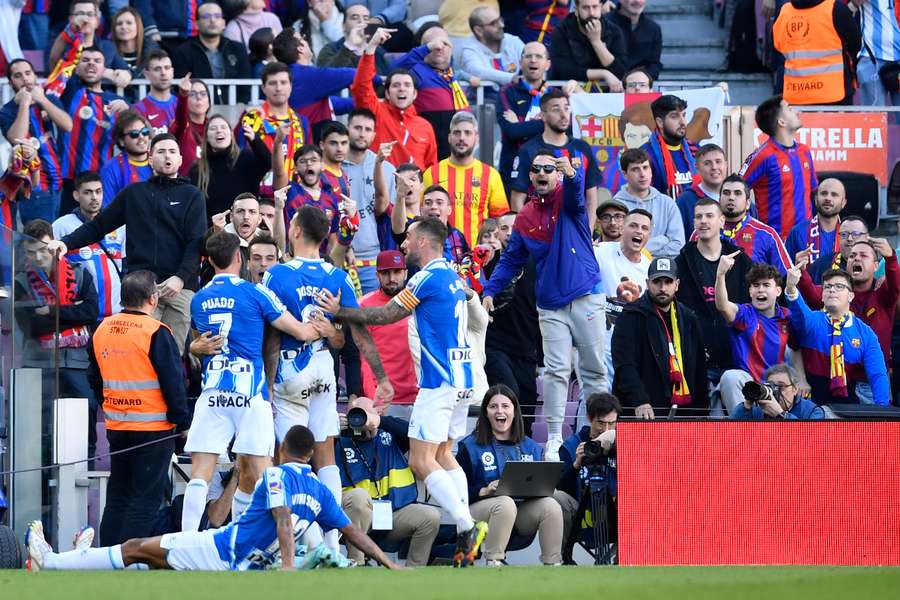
[2,566,900,600]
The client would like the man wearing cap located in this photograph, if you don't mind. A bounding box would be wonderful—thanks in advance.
[612,257,709,418]
[359,250,419,419]
[595,199,628,243]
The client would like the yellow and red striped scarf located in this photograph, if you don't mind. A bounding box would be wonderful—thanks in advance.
[829,312,850,398]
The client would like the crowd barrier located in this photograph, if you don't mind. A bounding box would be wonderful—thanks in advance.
[617,420,900,566]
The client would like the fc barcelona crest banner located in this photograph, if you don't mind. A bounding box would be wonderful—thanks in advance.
[570,88,726,193]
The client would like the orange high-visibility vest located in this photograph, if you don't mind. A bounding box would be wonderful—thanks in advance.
[92,312,175,432]
[774,0,845,104]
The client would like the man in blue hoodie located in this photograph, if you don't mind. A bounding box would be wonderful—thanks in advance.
[482,149,607,461]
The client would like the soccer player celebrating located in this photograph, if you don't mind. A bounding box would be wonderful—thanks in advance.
[740,96,817,238]
[315,217,489,568]
[26,425,401,571]
[182,231,328,530]
[263,207,393,554]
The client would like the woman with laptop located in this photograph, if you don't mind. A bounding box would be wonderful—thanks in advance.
[455,385,565,566]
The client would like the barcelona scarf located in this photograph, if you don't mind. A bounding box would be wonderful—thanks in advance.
[521,81,545,120]
[828,313,850,398]
[647,130,697,198]
[242,102,307,178]
[806,215,840,263]
[0,144,42,239]
[26,257,91,349]
[657,304,691,404]
[439,68,469,111]
[722,214,749,241]
[46,26,84,99]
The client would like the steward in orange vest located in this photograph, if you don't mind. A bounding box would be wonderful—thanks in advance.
[87,270,190,545]
[773,0,862,105]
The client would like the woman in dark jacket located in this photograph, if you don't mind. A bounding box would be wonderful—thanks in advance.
[456,385,564,566]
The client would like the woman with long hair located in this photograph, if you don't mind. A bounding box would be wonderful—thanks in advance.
[189,114,271,224]
[170,76,212,177]
[455,385,564,566]
[109,6,160,76]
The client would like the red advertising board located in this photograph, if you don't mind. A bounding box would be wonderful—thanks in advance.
[754,112,888,185]
[617,421,900,565]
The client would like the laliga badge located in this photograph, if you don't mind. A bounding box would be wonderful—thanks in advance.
[78,105,94,120]
[372,500,393,530]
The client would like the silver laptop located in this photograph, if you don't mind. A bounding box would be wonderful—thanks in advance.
[493,461,564,499]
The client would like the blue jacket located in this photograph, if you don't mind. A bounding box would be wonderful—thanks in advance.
[731,398,826,420]
[483,172,602,310]
[496,81,549,184]
[456,433,543,503]
[334,417,417,510]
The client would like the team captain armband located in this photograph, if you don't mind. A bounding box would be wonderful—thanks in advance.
[394,288,420,311]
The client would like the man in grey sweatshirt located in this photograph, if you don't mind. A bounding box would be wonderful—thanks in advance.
[612,148,685,257]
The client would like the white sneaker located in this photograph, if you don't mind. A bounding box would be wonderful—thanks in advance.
[25,521,52,572]
[73,526,95,550]
[544,436,563,462]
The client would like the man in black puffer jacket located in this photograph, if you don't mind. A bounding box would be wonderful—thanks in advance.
[50,133,206,355]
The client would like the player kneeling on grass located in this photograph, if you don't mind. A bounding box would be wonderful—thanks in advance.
[26,425,402,571]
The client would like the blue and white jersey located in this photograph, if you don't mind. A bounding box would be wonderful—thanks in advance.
[394,258,473,390]
[860,0,900,62]
[212,462,350,570]
[262,257,359,384]
[191,274,286,397]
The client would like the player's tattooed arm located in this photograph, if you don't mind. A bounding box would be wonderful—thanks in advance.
[263,325,281,390]
[348,322,387,379]
[316,288,411,325]
[272,505,296,571]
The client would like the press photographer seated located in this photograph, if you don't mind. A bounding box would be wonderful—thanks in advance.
[455,385,564,566]
[731,363,825,420]
[335,398,441,567]
[556,393,619,562]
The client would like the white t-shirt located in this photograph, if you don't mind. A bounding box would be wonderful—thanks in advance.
[594,242,651,301]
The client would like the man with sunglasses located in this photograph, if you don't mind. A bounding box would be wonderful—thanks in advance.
[484,149,607,461]
[100,110,153,205]
[785,260,890,405]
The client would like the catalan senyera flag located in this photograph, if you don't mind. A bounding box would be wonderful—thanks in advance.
[423,158,509,247]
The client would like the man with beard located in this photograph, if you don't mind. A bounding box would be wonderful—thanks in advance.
[595,199,629,242]
[796,238,900,404]
[675,198,752,401]
[483,150,606,460]
[713,174,792,276]
[612,257,708,418]
[549,0,627,91]
[714,260,805,414]
[676,144,726,237]
[274,144,356,260]
[641,94,697,199]
[800,215,869,284]
[133,50,178,133]
[344,109,397,293]
[206,193,264,283]
[785,261,890,405]
[740,96,818,238]
[458,6,526,107]
[510,89,601,230]
[53,171,126,321]
[247,232,280,284]
[0,58,72,225]
[358,251,419,418]
[785,178,846,265]
[49,134,207,355]
[100,110,153,204]
[392,23,471,159]
[608,0,663,79]
[423,112,509,247]
[351,28,438,170]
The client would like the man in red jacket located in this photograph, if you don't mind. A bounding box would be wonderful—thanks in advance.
[351,27,437,170]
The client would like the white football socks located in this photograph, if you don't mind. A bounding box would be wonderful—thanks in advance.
[447,467,470,507]
[45,545,125,570]
[317,465,343,552]
[425,470,474,533]
[231,490,253,522]
[181,478,209,532]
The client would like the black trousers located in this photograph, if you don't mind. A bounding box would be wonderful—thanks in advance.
[99,429,176,546]
[484,348,538,435]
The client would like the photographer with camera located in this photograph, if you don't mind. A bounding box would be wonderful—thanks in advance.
[555,392,620,564]
[455,385,565,566]
[336,397,441,567]
[732,363,825,420]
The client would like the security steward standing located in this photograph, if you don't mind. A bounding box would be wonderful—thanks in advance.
[773,0,861,106]
[88,270,190,545]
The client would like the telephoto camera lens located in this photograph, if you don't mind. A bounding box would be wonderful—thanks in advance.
[346,407,368,430]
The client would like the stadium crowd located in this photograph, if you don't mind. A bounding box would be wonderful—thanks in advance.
[2,0,900,573]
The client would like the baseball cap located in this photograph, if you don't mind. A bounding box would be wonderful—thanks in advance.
[376,250,406,271]
[648,257,678,281]
[595,198,629,216]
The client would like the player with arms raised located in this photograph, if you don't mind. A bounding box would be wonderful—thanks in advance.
[263,206,393,554]
[180,231,331,531]
[316,216,488,568]
[26,425,401,571]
